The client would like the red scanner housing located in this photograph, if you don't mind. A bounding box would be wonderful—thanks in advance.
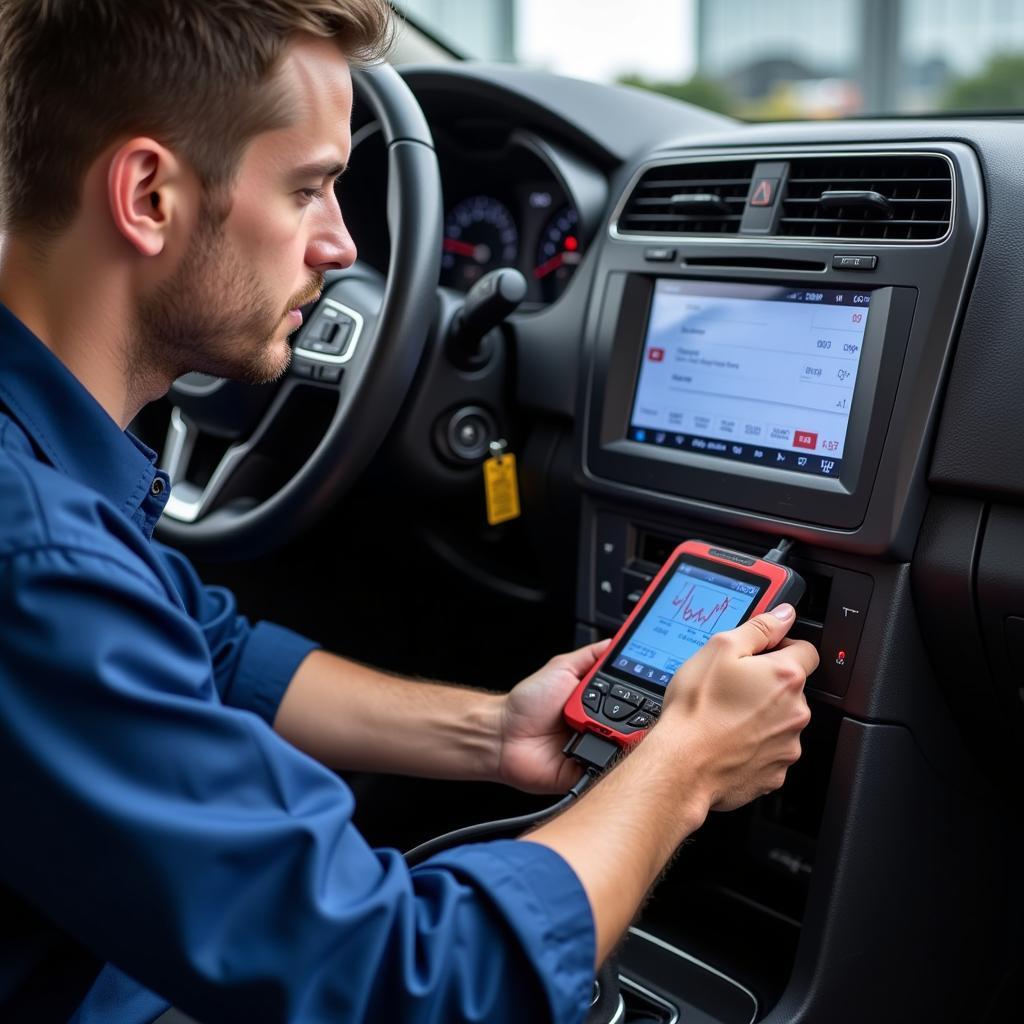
[565,540,805,747]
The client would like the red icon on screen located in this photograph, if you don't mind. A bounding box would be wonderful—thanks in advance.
[793,431,818,450]
[648,348,665,362]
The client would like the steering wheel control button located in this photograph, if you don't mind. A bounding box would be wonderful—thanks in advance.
[316,364,343,384]
[644,247,676,262]
[582,688,602,712]
[294,299,363,365]
[609,684,643,706]
[832,253,877,271]
[602,698,635,722]
[292,358,316,379]
[627,711,653,729]
[307,320,352,355]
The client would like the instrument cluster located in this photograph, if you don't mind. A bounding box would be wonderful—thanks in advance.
[437,132,586,306]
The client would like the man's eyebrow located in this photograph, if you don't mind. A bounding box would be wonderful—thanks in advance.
[291,160,347,181]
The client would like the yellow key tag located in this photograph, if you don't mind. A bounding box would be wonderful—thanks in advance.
[483,440,521,526]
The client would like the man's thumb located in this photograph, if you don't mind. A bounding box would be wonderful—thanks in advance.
[731,604,795,656]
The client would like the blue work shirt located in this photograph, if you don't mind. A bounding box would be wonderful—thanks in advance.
[0,303,594,1023]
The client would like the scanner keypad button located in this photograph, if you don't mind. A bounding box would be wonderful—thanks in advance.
[582,688,602,712]
[603,698,634,721]
[609,684,644,706]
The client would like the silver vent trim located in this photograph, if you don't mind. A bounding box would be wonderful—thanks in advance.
[609,149,956,248]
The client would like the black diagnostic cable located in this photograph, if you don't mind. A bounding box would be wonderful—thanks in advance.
[763,536,794,564]
[404,766,602,868]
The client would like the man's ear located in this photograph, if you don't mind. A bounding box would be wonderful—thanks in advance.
[107,138,189,257]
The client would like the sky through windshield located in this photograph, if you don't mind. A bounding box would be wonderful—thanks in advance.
[396,0,1024,120]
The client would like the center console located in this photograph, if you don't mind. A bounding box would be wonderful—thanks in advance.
[572,142,996,1022]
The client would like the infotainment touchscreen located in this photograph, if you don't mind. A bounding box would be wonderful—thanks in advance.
[628,279,873,478]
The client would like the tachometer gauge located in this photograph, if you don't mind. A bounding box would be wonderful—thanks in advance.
[442,196,519,292]
[534,206,583,303]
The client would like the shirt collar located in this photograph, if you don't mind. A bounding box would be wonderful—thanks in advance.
[0,302,169,529]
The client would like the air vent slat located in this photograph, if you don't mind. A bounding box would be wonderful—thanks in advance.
[781,217,949,226]
[617,160,756,237]
[784,197,949,205]
[631,196,748,207]
[637,178,753,190]
[787,177,949,185]
[779,155,952,241]
[626,214,745,224]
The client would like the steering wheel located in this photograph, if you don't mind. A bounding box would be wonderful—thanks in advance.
[154,64,442,560]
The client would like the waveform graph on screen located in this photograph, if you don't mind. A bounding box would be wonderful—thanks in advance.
[669,582,731,632]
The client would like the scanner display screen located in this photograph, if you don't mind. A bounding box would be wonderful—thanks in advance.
[608,557,767,691]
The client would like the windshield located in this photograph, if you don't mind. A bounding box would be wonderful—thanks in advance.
[395,0,1024,120]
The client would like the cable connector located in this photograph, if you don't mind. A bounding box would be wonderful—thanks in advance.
[563,730,619,772]
[763,537,795,564]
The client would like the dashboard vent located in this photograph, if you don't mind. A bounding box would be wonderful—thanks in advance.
[617,160,756,235]
[779,154,952,241]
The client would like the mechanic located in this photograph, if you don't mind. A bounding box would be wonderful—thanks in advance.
[0,2,817,1022]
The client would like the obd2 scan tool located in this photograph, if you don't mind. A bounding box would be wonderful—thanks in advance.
[564,539,805,750]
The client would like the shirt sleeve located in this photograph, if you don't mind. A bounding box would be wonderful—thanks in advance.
[153,540,318,723]
[0,544,595,1024]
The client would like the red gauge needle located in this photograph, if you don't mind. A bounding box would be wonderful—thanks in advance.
[443,238,491,263]
[444,238,477,257]
[534,253,565,279]
[534,249,581,279]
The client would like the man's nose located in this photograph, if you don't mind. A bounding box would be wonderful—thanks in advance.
[307,191,357,272]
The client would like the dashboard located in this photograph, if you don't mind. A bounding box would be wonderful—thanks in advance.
[271,56,1024,1023]
[362,62,1024,1024]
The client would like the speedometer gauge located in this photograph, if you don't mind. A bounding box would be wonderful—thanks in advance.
[534,205,582,303]
[442,196,519,292]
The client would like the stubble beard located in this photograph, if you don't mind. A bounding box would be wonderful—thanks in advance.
[128,210,295,400]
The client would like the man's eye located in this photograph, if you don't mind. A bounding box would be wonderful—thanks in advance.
[299,187,327,202]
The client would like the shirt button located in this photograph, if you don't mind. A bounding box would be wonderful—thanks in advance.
[150,478,166,496]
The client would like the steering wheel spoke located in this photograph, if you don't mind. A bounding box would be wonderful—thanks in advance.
[160,409,257,525]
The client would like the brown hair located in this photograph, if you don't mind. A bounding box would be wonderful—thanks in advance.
[0,0,394,238]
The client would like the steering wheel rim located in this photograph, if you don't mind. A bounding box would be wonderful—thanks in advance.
[155,64,442,560]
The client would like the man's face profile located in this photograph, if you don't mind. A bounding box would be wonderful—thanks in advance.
[131,36,357,389]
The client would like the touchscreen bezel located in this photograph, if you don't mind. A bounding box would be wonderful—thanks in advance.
[585,273,917,530]
[603,551,770,691]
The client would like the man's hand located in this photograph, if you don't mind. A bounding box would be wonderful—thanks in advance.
[527,603,816,967]
[496,639,611,795]
[659,603,817,810]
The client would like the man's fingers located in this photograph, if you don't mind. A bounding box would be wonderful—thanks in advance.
[762,637,820,677]
[550,638,612,678]
[726,604,796,657]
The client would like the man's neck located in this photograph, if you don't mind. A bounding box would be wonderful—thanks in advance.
[0,234,156,430]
